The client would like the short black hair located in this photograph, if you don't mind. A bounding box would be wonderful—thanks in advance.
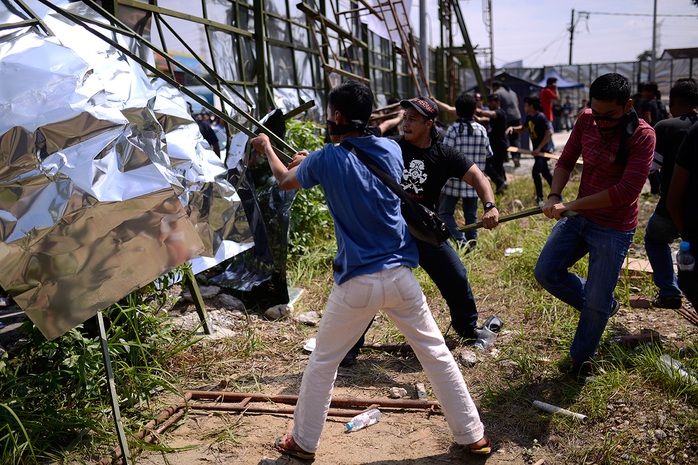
[643,81,659,93]
[488,94,500,103]
[524,94,543,112]
[546,77,557,86]
[327,80,374,128]
[455,93,477,118]
[670,78,698,106]
[589,73,631,106]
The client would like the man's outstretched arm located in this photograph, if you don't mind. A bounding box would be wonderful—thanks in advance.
[250,133,302,190]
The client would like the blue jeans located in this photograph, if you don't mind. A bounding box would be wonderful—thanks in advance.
[644,213,682,297]
[439,195,478,242]
[534,216,634,363]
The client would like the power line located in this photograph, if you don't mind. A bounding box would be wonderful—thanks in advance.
[579,11,696,18]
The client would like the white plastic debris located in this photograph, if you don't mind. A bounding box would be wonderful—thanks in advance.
[533,400,587,422]
[656,355,698,385]
[303,338,316,353]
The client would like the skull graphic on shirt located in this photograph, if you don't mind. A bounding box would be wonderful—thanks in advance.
[402,159,427,194]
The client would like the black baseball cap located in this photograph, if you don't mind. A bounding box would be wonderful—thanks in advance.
[400,96,439,120]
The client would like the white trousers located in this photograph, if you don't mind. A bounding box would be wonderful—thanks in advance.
[291,265,485,453]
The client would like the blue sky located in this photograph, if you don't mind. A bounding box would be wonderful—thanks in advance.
[425,0,698,67]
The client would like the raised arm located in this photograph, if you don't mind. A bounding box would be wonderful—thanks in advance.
[250,133,302,190]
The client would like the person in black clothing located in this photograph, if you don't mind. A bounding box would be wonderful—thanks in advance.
[667,121,698,310]
[492,80,522,167]
[341,96,500,366]
[187,103,221,156]
[476,93,508,194]
[644,78,698,309]
[506,94,554,204]
[641,82,668,126]
[641,82,666,194]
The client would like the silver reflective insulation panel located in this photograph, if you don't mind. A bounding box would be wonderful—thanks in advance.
[0,1,253,339]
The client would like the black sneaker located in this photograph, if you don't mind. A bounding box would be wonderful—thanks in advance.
[570,360,594,383]
[340,349,359,367]
[458,327,482,345]
[652,295,682,309]
[610,299,620,317]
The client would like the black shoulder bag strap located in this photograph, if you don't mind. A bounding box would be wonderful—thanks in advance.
[339,140,421,210]
[340,140,451,246]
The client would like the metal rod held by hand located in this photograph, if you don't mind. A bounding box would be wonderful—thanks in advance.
[458,206,578,233]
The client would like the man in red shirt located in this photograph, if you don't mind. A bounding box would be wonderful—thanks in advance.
[535,73,655,383]
[540,77,560,122]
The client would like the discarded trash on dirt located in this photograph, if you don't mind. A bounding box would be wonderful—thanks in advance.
[505,247,523,256]
[303,338,316,353]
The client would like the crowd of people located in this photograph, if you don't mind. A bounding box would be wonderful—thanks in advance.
[249,73,697,461]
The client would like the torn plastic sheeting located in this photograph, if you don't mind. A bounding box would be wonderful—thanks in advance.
[0,3,251,339]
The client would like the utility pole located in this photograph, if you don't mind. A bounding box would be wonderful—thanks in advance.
[419,0,428,95]
[650,0,657,81]
[568,8,574,65]
[484,0,495,83]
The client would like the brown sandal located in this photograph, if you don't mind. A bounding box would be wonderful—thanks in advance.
[274,434,316,460]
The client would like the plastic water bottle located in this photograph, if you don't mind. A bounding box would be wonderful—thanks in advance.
[345,408,382,432]
[676,241,695,271]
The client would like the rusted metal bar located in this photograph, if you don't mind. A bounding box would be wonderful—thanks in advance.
[676,306,698,326]
[100,394,192,465]
[104,390,440,463]
[186,390,441,410]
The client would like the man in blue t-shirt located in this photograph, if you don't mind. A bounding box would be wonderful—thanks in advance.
[250,80,491,461]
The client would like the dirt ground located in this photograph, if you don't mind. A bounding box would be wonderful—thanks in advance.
[129,299,697,465]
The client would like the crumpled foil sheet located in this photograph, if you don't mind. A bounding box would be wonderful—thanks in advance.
[0,1,254,339]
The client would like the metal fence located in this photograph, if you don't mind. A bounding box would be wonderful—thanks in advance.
[103,1,698,122]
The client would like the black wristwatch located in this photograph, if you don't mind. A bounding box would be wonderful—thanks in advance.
[483,201,496,211]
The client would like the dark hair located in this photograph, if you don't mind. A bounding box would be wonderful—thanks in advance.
[670,78,698,106]
[328,80,374,128]
[643,81,659,93]
[387,96,401,105]
[589,73,631,106]
[455,93,477,118]
[488,94,500,103]
[524,94,543,112]
[546,77,557,86]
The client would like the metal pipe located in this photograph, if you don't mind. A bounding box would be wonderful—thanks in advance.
[459,206,543,233]
[186,390,441,410]
[459,206,579,233]
[97,312,131,465]
[533,400,587,422]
